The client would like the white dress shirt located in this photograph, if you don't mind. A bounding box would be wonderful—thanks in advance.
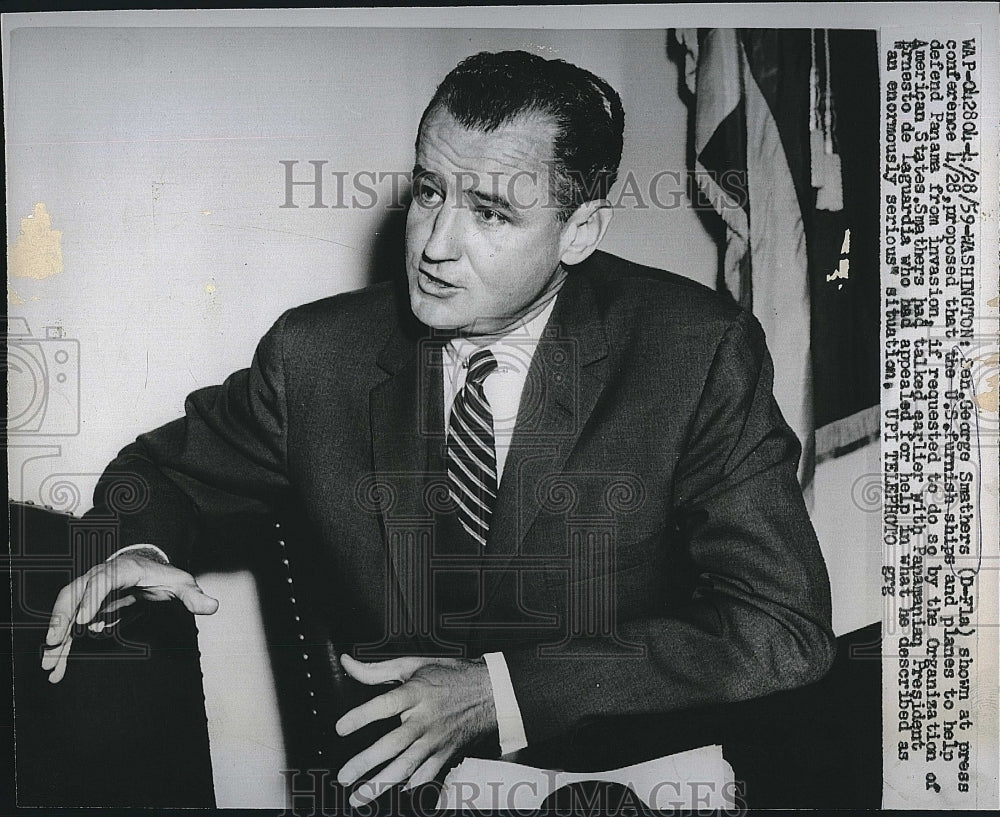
[441,296,558,757]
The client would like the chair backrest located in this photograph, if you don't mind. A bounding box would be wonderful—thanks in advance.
[7,501,215,807]
[225,508,400,803]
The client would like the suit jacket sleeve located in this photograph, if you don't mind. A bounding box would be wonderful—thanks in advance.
[502,308,837,746]
[88,310,292,568]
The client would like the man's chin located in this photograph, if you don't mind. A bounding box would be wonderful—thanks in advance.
[408,292,467,331]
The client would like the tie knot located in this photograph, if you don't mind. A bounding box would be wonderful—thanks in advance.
[465,348,497,386]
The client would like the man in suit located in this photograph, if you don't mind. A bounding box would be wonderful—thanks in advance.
[42,50,835,806]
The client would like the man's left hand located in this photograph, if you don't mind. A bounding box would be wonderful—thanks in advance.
[335,654,496,806]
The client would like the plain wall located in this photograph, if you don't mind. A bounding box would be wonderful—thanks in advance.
[6,25,878,806]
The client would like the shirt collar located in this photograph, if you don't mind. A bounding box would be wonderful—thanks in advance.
[446,296,558,375]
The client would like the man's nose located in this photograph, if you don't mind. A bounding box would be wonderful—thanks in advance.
[421,203,461,262]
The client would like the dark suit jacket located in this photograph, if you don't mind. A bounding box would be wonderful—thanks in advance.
[91,249,835,755]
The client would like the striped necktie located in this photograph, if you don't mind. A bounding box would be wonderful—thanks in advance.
[447,348,499,547]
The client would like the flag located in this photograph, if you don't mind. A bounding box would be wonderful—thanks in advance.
[673,28,880,489]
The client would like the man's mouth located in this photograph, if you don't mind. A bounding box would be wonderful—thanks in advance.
[418,268,458,292]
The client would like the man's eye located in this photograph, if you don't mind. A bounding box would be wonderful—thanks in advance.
[476,207,508,225]
[415,183,443,205]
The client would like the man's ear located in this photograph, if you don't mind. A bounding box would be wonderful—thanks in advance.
[558,200,614,266]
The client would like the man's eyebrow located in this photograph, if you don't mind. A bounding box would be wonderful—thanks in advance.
[412,164,439,182]
[411,164,515,211]
[468,188,514,210]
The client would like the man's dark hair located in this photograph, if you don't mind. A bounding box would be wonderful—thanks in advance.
[418,50,625,219]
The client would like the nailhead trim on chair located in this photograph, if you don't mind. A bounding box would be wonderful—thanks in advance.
[273,519,325,760]
[20,499,72,514]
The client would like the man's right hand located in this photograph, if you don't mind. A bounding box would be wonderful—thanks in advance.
[41,553,219,684]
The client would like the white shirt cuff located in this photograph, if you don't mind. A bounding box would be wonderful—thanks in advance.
[105,543,171,565]
[483,651,528,756]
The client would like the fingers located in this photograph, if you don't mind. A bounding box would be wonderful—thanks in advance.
[336,684,409,737]
[40,555,218,684]
[43,568,98,682]
[333,656,481,805]
[97,593,137,617]
[348,738,433,807]
[405,751,450,791]
[175,579,219,615]
[41,633,74,684]
[45,572,90,646]
[337,723,418,787]
[42,565,117,684]
[87,594,138,633]
[340,654,431,685]
[73,558,139,628]
[129,573,217,614]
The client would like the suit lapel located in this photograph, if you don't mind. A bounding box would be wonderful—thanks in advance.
[483,271,610,610]
[369,316,446,641]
